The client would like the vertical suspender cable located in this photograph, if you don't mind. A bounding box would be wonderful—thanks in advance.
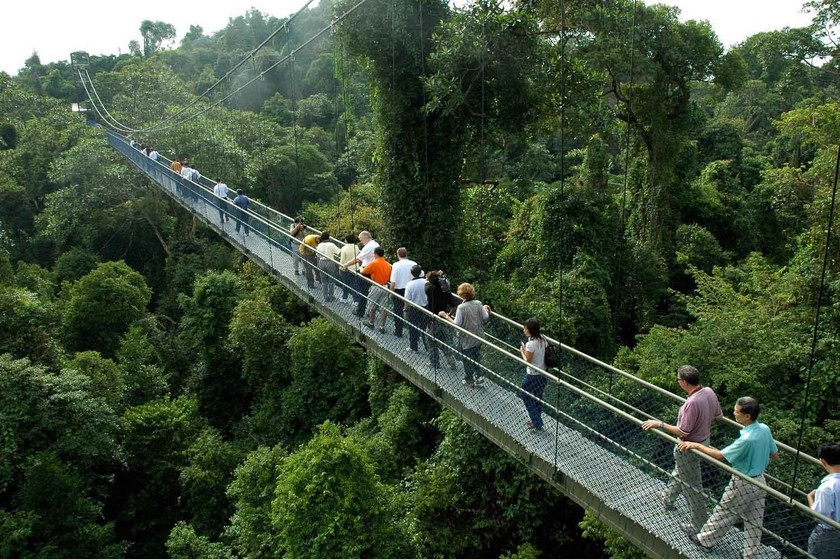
[290,54,302,210]
[612,0,637,386]
[553,0,567,471]
[342,46,356,231]
[418,0,432,261]
[479,0,488,276]
[790,143,840,499]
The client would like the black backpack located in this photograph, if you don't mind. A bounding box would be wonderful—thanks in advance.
[543,338,558,369]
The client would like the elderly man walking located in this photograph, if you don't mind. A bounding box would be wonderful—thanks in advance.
[341,231,379,318]
[679,396,778,559]
[641,365,721,531]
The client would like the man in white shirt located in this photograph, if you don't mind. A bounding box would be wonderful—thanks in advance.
[316,232,341,302]
[180,161,200,201]
[389,247,418,338]
[342,231,379,318]
[213,178,230,223]
[148,147,160,161]
[403,265,427,352]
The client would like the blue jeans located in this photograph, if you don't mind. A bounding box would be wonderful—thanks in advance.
[406,307,428,351]
[809,524,840,559]
[521,373,548,429]
[340,270,356,301]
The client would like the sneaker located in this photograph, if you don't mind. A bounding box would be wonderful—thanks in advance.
[378,327,386,333]
[681,524,711,552]
[474,376,485,385]
[462,379,475,388]
[661,492,676,513]
[364,321,375,329]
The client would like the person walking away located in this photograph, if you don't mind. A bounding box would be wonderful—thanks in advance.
[148,147,159,161]
[426,271,458,370]
[300,233,321,289]
[439,283,490,387]
[338,234,360,303]
[519,318,549,431]
[233,189,250,235]
[316,232,340,302]
[360,247,391,332]
[213,178,230,223]
[404,264,427,352]
[641,365,722,531]
[342,231,379,318]
[679,396,778,559]
[290,217,306,275]
[807,442,840,559]
[389,247,417,338]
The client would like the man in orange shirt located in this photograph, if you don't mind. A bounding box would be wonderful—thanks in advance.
[360,246,392,332]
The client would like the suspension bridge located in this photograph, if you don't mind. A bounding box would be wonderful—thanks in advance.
[105,131,839,559]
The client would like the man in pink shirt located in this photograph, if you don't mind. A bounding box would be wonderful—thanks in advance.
[641,365,722,531]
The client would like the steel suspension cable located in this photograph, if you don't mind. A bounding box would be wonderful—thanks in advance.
[118,0,374,134]
[553,0,567,471]
[118,0,318,134]
[790,142,840,499]
[78,70,135,134]
[612,0,637,353]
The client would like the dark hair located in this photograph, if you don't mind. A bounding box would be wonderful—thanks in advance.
[524,317,542,339]
[818,443,840,466]
[428,270,440,285]
[397,247,407,258]
[236,189,243,195]
[677,365,700,386]
[736,396,760,421]
[294,216,303,224]
[374,247,385,257]
[319,232,330,242]
[344,233,356,243]
[410,264,422,278]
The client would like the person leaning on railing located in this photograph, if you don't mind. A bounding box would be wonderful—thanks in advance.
[807,442,840,559]
[641,365,722,531]
[679,396,778,559]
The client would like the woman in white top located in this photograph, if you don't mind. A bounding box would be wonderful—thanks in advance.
[519,317,548,431]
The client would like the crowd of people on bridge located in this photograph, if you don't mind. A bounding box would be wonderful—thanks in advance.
[128,136,839,559]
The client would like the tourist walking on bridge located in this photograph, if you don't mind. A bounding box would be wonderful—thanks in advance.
[426,271,457,370]
[316,232,340,302]
[300,232,321,289]
[679,396,778,559]
[389,247,418,338]
[233,189,250,235]
[439,283,490,387]
[641,365,722,531]
[404,264,427,353]
[338,234,360,303]
[290,217,306,276]
[361,246,391,332]
[342,231,379,318]
[213,178,230,223]
[519,318,548,431]
[807,442,840,559]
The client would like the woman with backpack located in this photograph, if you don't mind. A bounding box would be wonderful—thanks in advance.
[520,317,549,430]
[426,271,458,370]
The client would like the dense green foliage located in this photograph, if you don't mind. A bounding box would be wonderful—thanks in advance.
[1,0,839,557]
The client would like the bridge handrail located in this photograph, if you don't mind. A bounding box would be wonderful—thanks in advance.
[489,309,823,468]
[113,132,823,471]
[112,134,840,554]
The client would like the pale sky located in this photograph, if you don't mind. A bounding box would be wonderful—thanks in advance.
[0,0,815,76]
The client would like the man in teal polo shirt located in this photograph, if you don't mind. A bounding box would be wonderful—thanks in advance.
[679,396,779,559]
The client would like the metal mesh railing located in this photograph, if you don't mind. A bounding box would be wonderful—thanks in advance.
[110,132,840,559]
